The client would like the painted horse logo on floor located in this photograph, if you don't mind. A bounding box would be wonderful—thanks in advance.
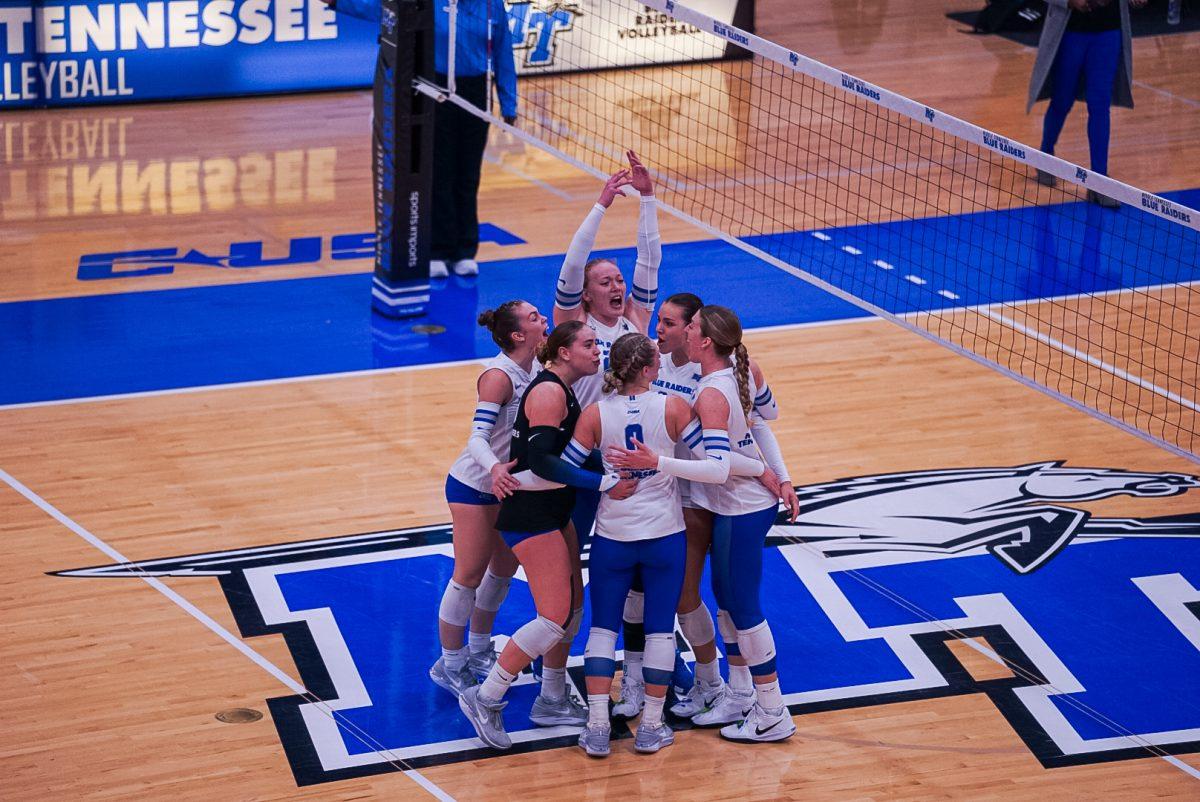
[53,461,1200,783]
[769,462,1200,572]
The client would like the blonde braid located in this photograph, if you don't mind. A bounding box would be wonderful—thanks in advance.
[733,343,753,418]
[603,333,655,394]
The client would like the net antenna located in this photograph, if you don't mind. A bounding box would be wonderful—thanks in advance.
[430,0,1200,463]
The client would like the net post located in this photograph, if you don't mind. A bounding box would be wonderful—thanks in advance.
[371,0,436,320]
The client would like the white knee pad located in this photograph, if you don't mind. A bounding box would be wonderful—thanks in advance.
[622,590,645,624]
[474,569,511,613]
[511,615,565,659]
[737,620,777,669]
[642,632,676,686]
[716,608,738,643]
[584,627,618,662]
[561,606,584,643]
[438,579,475,628]
[678,603,716,647]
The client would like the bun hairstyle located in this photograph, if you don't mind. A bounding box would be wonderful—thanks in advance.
[602,333,657,394]
[538,319,587,365]
[696,305,753,417]
[663,292,703,324]
[477,300,525,352]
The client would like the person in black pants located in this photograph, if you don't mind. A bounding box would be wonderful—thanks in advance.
[324,0,518,276]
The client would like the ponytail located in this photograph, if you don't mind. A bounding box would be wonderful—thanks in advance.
[696,305,752,420]
[733,343,753,417]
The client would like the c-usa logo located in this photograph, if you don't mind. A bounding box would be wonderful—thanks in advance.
[55,461,1200,784]
[1076,167,1088,183]
[789,51,799,66]
[925,107,936,122]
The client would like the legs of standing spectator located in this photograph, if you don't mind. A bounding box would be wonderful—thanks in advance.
[1083,28,1120,176]
[1041,31,1088,159]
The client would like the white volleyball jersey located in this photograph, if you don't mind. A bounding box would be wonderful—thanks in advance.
[650,349,702,507]
[596,391,685,541]
[574,314,638,408]
[449,353,538,493]
[650,350,702,403]
[689,367,777,516]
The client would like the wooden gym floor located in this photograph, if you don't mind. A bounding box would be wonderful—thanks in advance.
[2,1,1199,799]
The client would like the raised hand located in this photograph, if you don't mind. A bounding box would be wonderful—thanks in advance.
[598,169,632,208]
[605,437,659,470]
[490,459,521,499]
[627,150,654,196]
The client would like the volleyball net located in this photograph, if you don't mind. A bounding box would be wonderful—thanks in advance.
[433,0,1200,461]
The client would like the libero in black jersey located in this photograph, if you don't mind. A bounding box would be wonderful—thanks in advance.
[495,369,584,536]
[457,320,635,752]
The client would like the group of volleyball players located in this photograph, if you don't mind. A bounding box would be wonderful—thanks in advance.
[432,152,802,757]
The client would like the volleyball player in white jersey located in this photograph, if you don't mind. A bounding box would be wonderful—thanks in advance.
[564,333,767,756]
[553,150,660,549]
[613,294,800,721]
[457,322,638,750]
[430,301,548,697]
[613,306,797,742]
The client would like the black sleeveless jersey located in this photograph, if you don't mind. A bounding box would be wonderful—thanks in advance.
[496,369,582,534]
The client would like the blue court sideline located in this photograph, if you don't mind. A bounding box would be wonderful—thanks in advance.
[2,188,1197,406]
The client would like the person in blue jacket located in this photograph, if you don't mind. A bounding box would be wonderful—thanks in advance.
[325,0,518,276]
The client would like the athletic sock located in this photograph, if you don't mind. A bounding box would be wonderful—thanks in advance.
[468,631,492,654]
[729,664,753,694]
[754,678,783,711]
[587,694,609,728]
[694,658,720,685]
[541,666,567,701]
[479,664,516,703]
[442,645,468,672]
[641,694,666,728]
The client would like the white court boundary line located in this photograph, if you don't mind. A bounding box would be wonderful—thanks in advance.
[0,466,455,801]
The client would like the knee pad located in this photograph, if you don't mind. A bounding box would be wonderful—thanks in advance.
[561,606,583,643]
[622,590,645,624]
[737,620,778,677]
[474,568,511,613]
[438,579,475,628]
[511,615,565,659]
[642,632,675,687]
[583,627,617,678]
[716,608,740,657]
[678,603,716,648]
